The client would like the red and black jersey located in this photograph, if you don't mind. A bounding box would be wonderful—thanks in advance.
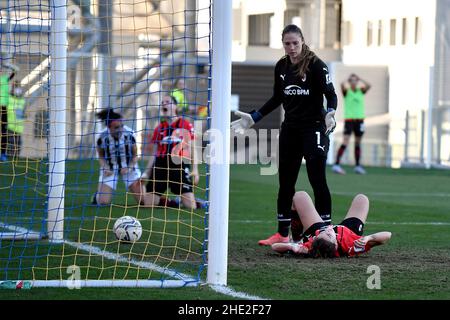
[149,118,194,158]
[333,225,371,257]
[302,225,371,257]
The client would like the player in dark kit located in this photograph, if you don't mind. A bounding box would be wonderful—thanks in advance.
[231,24,338,246]
[271,191,392,257]
[142,95,201,209]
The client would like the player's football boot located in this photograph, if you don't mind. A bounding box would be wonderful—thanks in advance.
[258,233,289,246]
[195,197,208,209]
[271,242,302,254]
[332,164,346,175]
[354,165,367,175]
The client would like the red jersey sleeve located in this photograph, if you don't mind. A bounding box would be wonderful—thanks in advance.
[336,226,371,257]
[182,120,195,140]
[150,126,160,144]
[302,238,314,252]
[347,239,372,257]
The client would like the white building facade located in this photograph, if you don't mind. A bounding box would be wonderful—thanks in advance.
[341,0,450,167]
[232,0,450,168]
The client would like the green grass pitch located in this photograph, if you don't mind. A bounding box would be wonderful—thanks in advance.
[0,160,449,300]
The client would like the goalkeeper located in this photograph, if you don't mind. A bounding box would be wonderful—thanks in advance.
[231,24,337,246]
[272,191,392,258]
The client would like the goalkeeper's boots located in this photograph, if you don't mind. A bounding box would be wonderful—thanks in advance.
[258,232,289,246]
[272,242,302,254]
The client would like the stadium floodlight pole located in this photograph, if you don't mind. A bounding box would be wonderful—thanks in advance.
[207,0,232,286]
[48,0,67,242]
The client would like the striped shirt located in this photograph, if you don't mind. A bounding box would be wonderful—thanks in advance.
[96,125,137,171]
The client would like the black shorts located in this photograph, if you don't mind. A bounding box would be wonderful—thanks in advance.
[300,217,365,242]
[338,217,365,236]
[344,119,365,137]
[146,156,194,196]
[281,121,330,159]
[300,222,328,242]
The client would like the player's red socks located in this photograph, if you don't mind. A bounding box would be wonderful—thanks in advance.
[336,144,347,164]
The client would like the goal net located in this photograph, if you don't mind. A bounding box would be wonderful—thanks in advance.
[0,0,225,288]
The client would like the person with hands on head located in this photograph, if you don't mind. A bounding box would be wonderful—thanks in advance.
[332,73,371,175]
[92,109,145,206]
[231,24,338,246]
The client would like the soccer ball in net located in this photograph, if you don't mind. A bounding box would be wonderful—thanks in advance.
[113,216,142,242]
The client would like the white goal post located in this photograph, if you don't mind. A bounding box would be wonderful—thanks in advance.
[207,0,232,286]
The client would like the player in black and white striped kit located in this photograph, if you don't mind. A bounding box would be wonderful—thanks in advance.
[92,109,144,206]
[232,24,337,246]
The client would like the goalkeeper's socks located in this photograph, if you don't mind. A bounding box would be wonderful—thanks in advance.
[320,213,332,226]
[277,213,291,237]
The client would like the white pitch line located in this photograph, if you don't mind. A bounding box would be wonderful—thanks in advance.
[65,240,267,299]
[63,240,195,282]
[367,221,450,226]
[229,220,450,226]
[0,222,267,300]
[333,191,450,197]
[209,284,266,300]
[4,217,450,227]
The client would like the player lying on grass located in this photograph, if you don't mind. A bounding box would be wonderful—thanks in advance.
[272,191,391,257]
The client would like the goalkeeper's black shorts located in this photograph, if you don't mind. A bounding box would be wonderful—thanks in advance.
[146,156,194,196]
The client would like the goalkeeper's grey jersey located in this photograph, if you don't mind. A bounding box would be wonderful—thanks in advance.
[96,125,137,171]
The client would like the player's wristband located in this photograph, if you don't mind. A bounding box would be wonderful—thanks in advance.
[250,110,263,123]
